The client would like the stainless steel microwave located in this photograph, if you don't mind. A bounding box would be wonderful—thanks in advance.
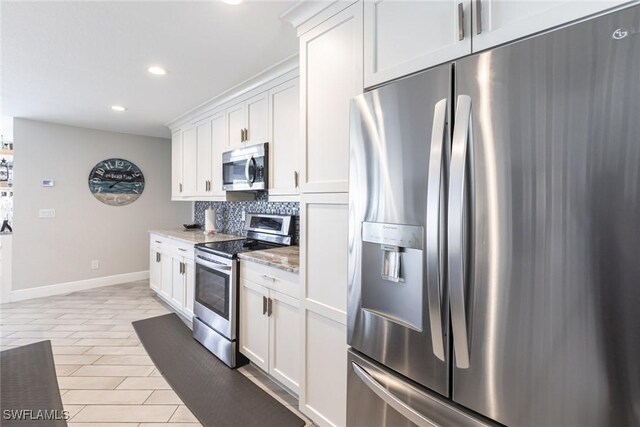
[222,143,268,191]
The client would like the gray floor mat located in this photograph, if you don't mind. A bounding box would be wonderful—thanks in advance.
[0,340,67,426]
[132,313,305,427]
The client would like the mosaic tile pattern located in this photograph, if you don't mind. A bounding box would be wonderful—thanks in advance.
[194,192,300,243]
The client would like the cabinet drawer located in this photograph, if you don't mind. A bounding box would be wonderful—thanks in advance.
[150,234,170,250]
[240,261,299,299]
[172,241,195,260]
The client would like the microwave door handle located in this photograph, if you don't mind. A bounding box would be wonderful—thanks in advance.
[249,157,257,184]
[244,156,256,186]
[244,156,254,187]
[448,94,473,369]
[426,98,448,362]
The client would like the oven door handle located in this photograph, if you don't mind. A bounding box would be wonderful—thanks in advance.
[196,255,232,272]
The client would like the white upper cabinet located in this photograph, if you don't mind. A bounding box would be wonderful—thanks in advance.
[181,127,198,196]
[210,111,226,195]
[472,0,629,52]
[195,119,212,195]
[269,78,300,197]
[364,0,472,88]
[226,93,270,149]
[301,1,364,194]
[245,92,269,145]
[226,101,246,149]
[167,56,298,201]
[171,131,183,199]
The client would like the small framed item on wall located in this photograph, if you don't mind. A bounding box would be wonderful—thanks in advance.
[88,158,145,206]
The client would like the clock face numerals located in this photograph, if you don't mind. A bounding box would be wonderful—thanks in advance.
[88,158,145,206]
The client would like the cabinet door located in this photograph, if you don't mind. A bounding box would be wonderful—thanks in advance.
[239,279,269,371]
[301,1,363,193]
[245,92,269,146]
[226,102,246,149]
[160,252,173,300]
[196,119,212,195]
[364,0,471,88]
[299,193,349,426]
[172,258,185,308]
[472,0,627,52]
[211,111,226,195]
[171,131,183,199]
[269,78,300,196]
[269,290,300,394]
[184,259,195,318]
[149,248,161,292]
[303,310,348,427]
[181,127,198,195]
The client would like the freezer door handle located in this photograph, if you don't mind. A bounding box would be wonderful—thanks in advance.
[351,362,438,427]
[448,94,473,369]
[426,98,448,361]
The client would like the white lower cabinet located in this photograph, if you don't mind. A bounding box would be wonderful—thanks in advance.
[149,247,161,292]
[149,234,195,319]
[240,279,270,371]
[240,261,300,394]
[160,252,173,301]
[184,260,195,318]
[299,193,349,427]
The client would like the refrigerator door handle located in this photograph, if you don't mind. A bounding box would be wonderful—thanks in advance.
[426,98,448,361]
[352,362,439,427]
[448,94,473,369]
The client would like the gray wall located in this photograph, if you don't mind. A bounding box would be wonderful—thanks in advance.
[13,119,191,290]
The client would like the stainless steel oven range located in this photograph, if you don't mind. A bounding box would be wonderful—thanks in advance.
[193,213,294,368]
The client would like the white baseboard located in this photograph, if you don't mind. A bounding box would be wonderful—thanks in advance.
[9,270,150,302]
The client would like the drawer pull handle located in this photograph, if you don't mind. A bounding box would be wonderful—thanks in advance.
[262,274,276,282]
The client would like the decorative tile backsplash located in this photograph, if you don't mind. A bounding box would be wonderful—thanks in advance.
[194,192,300,243]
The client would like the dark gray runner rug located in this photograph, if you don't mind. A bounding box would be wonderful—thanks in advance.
[132,313,305,427]
[0,340,67,426]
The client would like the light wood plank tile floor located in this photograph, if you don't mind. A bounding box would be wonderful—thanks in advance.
[0,281,312,426]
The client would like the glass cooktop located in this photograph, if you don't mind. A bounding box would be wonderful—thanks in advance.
[196,239,281,259]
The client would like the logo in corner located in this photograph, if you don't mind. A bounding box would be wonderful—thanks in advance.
[613,28,629,40]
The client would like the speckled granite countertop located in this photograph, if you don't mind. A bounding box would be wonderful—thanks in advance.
[149,229,244,245]
[238,246,299,273]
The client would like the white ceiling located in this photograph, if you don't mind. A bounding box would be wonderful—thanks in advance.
[1,1,299,138]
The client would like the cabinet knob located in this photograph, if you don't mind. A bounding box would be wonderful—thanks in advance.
[262,295,268,315]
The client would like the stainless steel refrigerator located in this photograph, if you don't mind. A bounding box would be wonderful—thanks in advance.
[347,4,640,427]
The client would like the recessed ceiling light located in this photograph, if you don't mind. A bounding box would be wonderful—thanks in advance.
[111,105,127,112]
[221,0,243,5]
[147,66,167,76]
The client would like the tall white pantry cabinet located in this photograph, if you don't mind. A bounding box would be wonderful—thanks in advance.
[297,1,363,426]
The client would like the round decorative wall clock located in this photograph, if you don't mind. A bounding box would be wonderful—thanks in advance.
[88,158,145,206]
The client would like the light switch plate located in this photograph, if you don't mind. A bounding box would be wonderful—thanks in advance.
[39,208,56,218]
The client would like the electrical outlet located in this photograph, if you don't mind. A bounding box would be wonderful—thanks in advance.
[91,260,99,270]
[39,208,56,218]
